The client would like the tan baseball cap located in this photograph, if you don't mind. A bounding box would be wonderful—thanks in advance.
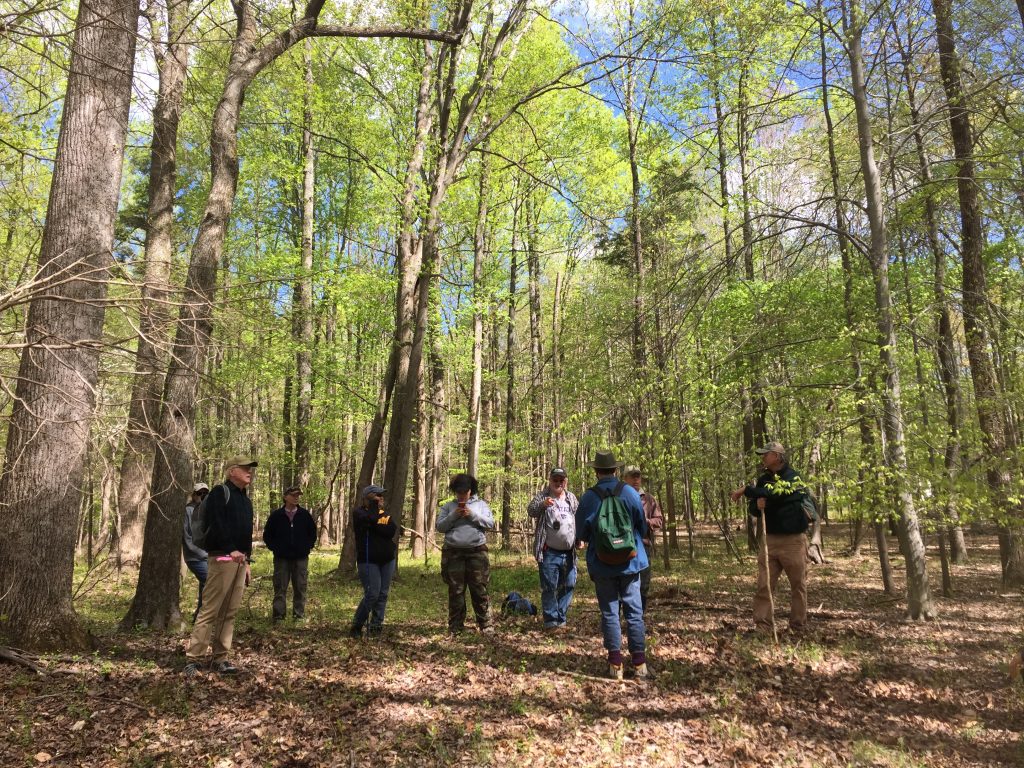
[224,455,258,471]
[755,441,786,455]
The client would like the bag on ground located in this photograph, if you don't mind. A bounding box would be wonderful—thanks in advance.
[501,591,537,616]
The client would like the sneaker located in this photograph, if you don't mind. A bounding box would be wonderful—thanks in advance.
[213,660,239,675]
[182,662,201,678]
[1010,652,1023,684]
[608,663,623,681]
[634,663,649,679]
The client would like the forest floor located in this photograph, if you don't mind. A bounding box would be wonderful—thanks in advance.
[2,526,1023,767]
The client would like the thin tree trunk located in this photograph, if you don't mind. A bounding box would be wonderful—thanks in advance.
[933,0,1024,585]
[293,38,315,490]
[467,147,489,477]
[526,192,544,475]
[846,0,934,618]
[0,0,140,649]
[502,200,520,546]
[113,0,191,568]
[551,269,565,468]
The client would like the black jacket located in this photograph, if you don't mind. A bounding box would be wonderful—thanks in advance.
[204,481,254,558]
[353,502,398,564]
[744,463,810,535]
[263,506,317,559]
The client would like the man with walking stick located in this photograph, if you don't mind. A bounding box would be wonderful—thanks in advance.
[730,442,811,637]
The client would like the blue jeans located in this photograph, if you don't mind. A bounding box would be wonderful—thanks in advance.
[593,573,645,655]
[185,558,208,622]
[353,559,396,630]
[539,550,576,627]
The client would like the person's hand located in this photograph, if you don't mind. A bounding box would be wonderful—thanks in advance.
[576,540,585,550]
[230,550,246,564]
[756,497,766,511]
[544,497,555,508]
[458,503,470,517]
[643,538,651,546]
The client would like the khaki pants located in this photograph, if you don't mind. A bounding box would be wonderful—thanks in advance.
[187,558,246,662]
[753,534,807,630]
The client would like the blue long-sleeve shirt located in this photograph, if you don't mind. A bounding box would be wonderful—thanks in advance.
[575,475,648,578]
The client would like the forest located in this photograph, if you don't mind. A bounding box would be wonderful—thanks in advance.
[0,0,1023,764]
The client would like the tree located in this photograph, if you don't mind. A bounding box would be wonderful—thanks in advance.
[0,0,141,648]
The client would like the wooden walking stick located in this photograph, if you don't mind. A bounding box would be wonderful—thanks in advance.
[759,503,778,645]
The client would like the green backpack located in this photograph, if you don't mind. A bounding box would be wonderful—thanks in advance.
[591,481,637,565]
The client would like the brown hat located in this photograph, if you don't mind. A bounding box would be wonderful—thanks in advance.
[755,441,786,456]
[224,455,258,471]
[588,450,624,471]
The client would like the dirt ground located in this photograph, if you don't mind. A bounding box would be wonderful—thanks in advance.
[1,529,1022,767]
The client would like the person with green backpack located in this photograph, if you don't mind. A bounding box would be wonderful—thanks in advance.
[575,450,649,680]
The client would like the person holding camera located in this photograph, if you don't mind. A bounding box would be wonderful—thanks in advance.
[349,484,398,638]
[436,473,495,635]
[527,467,579,632]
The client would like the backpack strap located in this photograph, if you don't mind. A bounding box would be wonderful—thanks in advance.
[592,481,626,500]
[221,483,231,503]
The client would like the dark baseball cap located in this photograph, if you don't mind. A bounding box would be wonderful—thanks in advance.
[362,484,386,497]
[549,467,567,478]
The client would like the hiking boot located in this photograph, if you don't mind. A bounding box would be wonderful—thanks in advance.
[1010,651,1023,684]
[608,663,623,681]
[349,624,363,639]
[182,662,201,679]
[367,625,383,639]
[634,663,649,679]
[213,660,239,675]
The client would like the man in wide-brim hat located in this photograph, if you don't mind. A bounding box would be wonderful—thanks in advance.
[575,450,650,680]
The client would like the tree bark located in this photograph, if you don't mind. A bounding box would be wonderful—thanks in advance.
[113,0,191,569]
[846,0,934,618]
[292,38,315,491]
[0,0,140,650]
[502,199,520,546]
[933,0,1024,585]
[467,146,489,477]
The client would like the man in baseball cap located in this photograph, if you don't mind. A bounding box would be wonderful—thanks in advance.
[527,467,579,632]
[730,440,811,635]
[184,454,257,677]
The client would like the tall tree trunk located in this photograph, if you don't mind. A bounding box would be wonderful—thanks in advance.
[818,9,876,562]
[467,147,489,476]
[411,355,429,558]
[526,191,544,475]
[846,0,934,618]
[551,269,565,468]
[933,0,1024,585]
[502,200,520,546]
[0,0,140,649]
[891,20,967,564]
[293,38,315,490]
[113,0,191,568]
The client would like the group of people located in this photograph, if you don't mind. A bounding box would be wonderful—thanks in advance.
[181,442,814,681]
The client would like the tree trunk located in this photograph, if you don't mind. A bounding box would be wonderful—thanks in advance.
[526,192,544,476]
[551,269,565,468]
[292,38,315,491]
[933,0,1024,585]
[502,200,520,546]
[846,0,934,619]
[0,0,140,649]
[467,147,489,477]
[113,0,191,568]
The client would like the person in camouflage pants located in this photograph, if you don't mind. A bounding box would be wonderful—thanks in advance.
[436,474,495,634]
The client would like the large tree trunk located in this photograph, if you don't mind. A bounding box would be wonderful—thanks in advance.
[846,0,934,618]
[933,0,1024,585]
[0,0,140,650]
[113,0,191,569]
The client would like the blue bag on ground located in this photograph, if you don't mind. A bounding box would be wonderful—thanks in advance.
[501,591,537,616]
